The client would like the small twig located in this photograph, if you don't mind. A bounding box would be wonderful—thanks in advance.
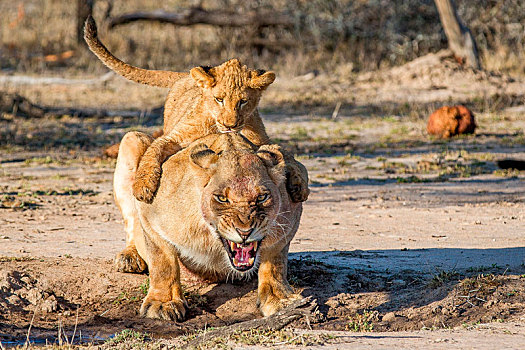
[99,308,111,317]
[58,320,63,347]
[24,305,38,348]
[71,308,80,345]
[63,321,71,346]
[331,102,342,119]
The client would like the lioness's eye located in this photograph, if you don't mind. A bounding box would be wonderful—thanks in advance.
[256,193,269,203]
[215,194,229,203]
[240,99,248,106]
[214,97,224,105]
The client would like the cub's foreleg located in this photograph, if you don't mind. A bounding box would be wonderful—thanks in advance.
[132,135,182,203]
[283,152,310,203]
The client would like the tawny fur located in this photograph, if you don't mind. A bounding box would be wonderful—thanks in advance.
[427,105,476,138]
[84,16,309,204]
[113,132,303,320]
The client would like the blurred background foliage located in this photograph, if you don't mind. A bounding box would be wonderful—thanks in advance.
[0,0,524,76]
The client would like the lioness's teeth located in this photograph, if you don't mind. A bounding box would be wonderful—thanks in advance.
[253,241,258,250]
[233,258,239,266]
[230,241,236,251]
[249,257,254,265]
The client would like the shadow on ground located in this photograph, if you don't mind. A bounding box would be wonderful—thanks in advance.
[1,246,524,344]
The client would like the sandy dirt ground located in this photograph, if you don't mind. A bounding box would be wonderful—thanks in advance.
[1,53,525,348]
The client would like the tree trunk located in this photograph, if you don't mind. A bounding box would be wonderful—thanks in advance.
[434,0,480,69]
[77,0,94,45]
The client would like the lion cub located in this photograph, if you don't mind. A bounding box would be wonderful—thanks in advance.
[84,16,309,204]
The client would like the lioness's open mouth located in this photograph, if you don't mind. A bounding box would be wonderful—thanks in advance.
[221,238,261,271]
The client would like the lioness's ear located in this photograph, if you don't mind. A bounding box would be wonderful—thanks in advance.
[190,144,218,170]
[257,144,285,168]
[249,70,275,90]
[190,66,215,88]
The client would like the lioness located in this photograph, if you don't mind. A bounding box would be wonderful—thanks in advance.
[114,131,302,320]
[84,16,309,206]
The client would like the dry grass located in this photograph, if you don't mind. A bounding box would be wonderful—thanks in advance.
[1,0,523,77]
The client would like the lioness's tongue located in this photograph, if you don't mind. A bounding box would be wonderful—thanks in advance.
[233,242,255,265]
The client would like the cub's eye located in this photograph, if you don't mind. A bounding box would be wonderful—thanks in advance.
[214,194,229,203]
[239,99,248,107]
[214,97,224,105]
[256,193,269,203]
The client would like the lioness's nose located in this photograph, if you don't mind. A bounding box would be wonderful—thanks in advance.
[236,227,254,240]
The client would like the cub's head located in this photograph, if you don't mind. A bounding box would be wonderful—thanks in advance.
[190,59,275,133]
[189,135,286,274]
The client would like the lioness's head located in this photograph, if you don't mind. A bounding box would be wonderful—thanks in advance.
[190,134,286,273]
[190,59,275,133]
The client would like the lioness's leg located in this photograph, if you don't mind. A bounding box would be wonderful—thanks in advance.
[257,243,301,316]
[139,230,187,321]
[282,150,310,203]
[132,135,182,203]
[114,131,153,273]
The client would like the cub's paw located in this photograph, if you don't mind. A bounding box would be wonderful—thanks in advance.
[132,167,161,203]
[286,168,310,203]
[114,246,147,274]
[258,292,302,317]
[140,297,186,321]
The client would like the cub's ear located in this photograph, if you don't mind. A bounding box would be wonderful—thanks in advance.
[249,70,275,90]
[257,144,285,168]
[190,66,215,88]
[190,144,218,170]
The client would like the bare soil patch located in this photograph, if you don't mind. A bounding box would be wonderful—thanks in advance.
[1,54,525,348]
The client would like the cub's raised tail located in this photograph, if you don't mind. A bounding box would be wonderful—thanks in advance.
[83,15,186,88]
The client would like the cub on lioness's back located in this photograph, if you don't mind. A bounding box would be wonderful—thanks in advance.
[83,16,309,205]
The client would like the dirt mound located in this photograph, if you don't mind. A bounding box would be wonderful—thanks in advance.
[0,257,523,345]
[268,50,525,111]
[0,269,64,314]
[355,50,523,106]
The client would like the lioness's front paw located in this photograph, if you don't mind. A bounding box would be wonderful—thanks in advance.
[286,169,310,203]
[114,246,147,274]
[140,297,186,321]
[132,167,161,203]
[259,292,302,317]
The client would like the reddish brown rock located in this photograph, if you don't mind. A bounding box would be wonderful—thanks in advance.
[103,143,120,158]
[427,105,476,138]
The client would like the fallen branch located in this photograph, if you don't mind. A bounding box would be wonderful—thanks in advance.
[182,297,316,349]
[0,93,46,118]
[0,72,113,86]
[46,105,163,119]
[109,7,294,29]
[0,92,163,119]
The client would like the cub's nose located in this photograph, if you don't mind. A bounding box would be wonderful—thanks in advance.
[220,119,241,131]
[236,227,254,240]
